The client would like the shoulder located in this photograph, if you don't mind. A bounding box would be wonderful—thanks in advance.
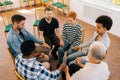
[76,23,82,29]
[52,17,59,22]
[7,29,18,44]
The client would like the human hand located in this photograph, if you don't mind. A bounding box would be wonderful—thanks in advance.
[72,46,80,50]
[75,57,82,65]
[58,63,67,71]
[36,52,45,58]
[63,66,69,73]
[42,42,50,48]
[60,40,64,47]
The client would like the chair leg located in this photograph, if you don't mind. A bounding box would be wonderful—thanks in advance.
[62,9,64,16]
[33,26,35,36]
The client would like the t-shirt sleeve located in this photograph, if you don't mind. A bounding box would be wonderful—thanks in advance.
[38,19,44,31]
[54,18,59,28]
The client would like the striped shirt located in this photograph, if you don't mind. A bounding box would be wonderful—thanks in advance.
[62,23,82,46]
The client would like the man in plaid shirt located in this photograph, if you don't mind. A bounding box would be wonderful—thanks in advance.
[15,40,66,80]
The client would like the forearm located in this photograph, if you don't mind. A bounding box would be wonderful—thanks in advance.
[65,71,70,80]
[39,31,45,42]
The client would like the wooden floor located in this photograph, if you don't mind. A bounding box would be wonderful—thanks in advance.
[0,7,120,80]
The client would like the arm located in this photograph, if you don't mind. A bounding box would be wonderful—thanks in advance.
[79,32,97,48]
[56,28,64,46]
[63,66,70,80]
[39,30,45,41]
[39,63,66,80]
[75,57,85,68]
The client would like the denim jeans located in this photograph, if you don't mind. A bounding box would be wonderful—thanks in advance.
[57,41,77,66]
[66,50,87,65]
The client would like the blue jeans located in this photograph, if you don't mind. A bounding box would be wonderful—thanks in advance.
[57,41,77,65]
[66,50,87,65]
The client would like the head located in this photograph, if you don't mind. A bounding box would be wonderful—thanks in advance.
[67,11,77,25]
[95,15,113,35]
[88,41,106,62]
[44,6,53,20]
[11,14,26,30]
[21,40,36,57]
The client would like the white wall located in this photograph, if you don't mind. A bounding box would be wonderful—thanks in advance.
[70,0,120,37]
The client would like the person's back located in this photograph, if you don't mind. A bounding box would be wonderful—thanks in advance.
[15,40,66,80]
[71,61,110,80]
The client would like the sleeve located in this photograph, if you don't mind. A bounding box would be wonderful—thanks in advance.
[54,18,59,28]
[38,18,44,31]
[79,32,97,48]
[62,24,67,41]
[7,39,22,58]
[38,65,61,80]
[73,25,82,46]
[25,29,43,44]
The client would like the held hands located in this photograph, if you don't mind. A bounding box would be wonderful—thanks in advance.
[42,42,50,48]
[60,40,64,47]
[58,63,67,71]
[75,57,82,65]
[72,46,80,50]
[35,52,45,58]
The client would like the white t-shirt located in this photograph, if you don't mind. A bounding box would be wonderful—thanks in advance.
[71,62,110,80]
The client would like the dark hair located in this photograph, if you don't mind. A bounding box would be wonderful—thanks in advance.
[21,40,35,56]
[11,14,26,24]
[95,15,113,30]
[44,6,53,12]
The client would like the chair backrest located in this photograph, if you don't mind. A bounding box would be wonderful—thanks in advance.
[103,51,109,61]
[81,29,85,44]
[2,11,16,25]
[14,69,25,80]
[35,7,45,20]
[8,48,15,65]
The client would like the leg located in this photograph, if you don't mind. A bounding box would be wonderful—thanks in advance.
[67,44,77,56]
[66,51,86,65]
[51,34,60,59]
[36,54,49,62]
[57,41,70,66]
[35,46,51,56]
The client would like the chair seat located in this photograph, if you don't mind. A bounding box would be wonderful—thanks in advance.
[22,0,29,2]
[33,20,40,26]
[5,24,12,32]
[0,2,4,6]
[4,1,13,5]
[43,0,51,2]
[52,2,61,6]
[57,4,67,9]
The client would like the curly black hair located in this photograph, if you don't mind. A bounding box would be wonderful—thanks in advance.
[21,40,35,56]
[95,15,113,30]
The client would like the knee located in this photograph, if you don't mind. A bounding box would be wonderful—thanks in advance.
[58,47,64,52]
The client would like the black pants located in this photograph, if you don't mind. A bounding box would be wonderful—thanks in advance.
[44,34,60,57]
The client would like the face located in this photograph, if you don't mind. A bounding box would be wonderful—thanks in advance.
[67,17,76,25]
[45,10,53,20]
[14,20,25,30]
[96,23,106,35]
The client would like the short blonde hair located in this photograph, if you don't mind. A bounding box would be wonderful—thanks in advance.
[67,11,77,20]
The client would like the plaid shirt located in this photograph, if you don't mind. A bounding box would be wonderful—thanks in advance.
[15,54,61,80]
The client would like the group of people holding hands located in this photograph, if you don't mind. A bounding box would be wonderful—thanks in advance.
[7,6,113,80]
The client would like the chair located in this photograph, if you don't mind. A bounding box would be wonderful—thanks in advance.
[2,11,16,37]
[52,0,70,16]
[103,51,109,61]
[42,0,53,6]
[8,48,15,65]
[20,0,33,8]
[33,7,44,36]
[0,2,4,11]
[14,69,25,80]
[3,0,15,11]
